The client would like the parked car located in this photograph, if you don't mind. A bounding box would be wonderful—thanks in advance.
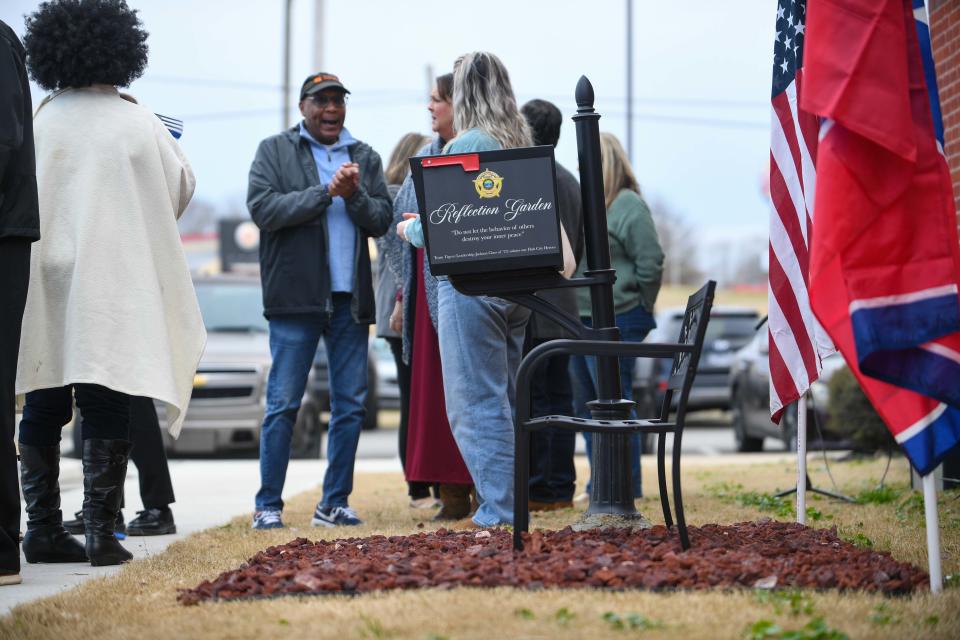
[633,306,760,417]
[149,275,321,458]
[728,321,851,452]
[370,338,400,410]
[307,340,380,431]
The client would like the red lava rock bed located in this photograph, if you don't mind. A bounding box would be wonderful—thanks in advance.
[178,521,927,605]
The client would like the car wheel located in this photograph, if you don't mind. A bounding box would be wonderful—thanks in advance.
[731,392,764,452]
[291,403,322,459]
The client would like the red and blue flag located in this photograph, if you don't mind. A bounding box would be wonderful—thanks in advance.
[801,0,960,475]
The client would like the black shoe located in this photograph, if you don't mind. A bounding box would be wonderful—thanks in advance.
[63,509,126,536]
[81,439,133,566]
[127,507,176,536]
[62,510,84,535]
[19,444,88,563]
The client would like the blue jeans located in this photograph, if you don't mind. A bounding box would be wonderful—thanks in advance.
[255,294,368,511]
[437,280,530,527]
[570,304,656,497]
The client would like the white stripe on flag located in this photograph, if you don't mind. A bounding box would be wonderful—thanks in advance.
[896,403,948,444]
[848,284,958,314]
[768,288,811,394]
[768,190,820,378]
[785,81,816,229]
[921,342,960,366]
[771,104,808,245]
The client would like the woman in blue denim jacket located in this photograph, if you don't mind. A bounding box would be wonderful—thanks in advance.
[397,52,533,527]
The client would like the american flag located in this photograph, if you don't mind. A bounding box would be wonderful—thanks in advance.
[767,0,834,423]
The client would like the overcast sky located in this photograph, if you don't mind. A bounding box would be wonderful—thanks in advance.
[2,0,776,260]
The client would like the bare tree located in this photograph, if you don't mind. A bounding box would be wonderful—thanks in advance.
[731,242,767,286]
[648,197,703,286]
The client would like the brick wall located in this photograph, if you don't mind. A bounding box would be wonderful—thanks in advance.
[929,0,960,222]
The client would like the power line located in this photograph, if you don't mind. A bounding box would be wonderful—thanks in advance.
[176,103,766,130]
[179,108,279,121]
[603,110,767,130]
[139,75,282,92]
[137,74,764,111]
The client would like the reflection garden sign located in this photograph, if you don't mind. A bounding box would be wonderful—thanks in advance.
[409,76,642,532]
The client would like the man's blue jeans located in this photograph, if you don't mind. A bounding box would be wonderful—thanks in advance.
[437,280,530,527]
[255,294,368,511]
[570,304,656,498]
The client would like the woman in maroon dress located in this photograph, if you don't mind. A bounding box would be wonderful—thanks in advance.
[388,74,473,519]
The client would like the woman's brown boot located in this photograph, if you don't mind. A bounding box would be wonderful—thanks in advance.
[434,484,472,520]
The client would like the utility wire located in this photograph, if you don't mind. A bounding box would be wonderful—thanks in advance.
[138,75,283,91]
[177,104,766,130]
[137,74,765,110]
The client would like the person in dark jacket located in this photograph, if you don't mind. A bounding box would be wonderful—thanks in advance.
[247,72,391,529]
[520,99,584,511]
[0,18,40,587]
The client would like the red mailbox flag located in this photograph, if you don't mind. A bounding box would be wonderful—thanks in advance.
[801,0,960,475]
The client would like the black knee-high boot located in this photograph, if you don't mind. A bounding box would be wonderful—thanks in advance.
[82,439,133,566]
[19,444,88,563]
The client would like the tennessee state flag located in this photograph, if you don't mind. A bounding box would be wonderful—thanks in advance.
[800,0,960,475]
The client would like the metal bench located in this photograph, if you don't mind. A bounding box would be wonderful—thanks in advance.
[512,280,716,551]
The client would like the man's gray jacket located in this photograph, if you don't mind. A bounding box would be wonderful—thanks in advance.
[247,126,392,322]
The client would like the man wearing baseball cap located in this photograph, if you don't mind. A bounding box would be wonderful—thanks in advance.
[247,72,391,529]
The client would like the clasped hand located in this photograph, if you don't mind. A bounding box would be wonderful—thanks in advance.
[327,162,360,199]
[396,212,419,242]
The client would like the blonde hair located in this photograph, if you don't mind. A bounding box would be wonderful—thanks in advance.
[451,52,532,149]
[385,132,430,185]
[599,132,640,209]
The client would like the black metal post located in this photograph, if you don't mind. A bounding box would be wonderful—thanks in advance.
[625,0,634,165]
[282,0,293,129]
[573,76,637,516]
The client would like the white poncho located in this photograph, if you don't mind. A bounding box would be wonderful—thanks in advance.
[16,85,206,436]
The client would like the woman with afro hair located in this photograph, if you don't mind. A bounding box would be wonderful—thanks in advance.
[16,0,205,567]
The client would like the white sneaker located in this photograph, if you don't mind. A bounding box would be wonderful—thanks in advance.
[251,509,284,530]
[574,492,590,505]
[409,497,440,509]
[0,572,22,586]
[311,505,363,527]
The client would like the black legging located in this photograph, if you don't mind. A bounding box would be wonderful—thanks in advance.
[19,384,130,446]
[1,238,32,574]
[128,396,175,509]
[386,336,431,500]
[19,390,174,509]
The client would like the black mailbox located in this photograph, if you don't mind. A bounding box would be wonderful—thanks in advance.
[409,145,564,277]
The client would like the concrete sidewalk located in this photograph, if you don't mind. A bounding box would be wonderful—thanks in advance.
[0,457,401,616]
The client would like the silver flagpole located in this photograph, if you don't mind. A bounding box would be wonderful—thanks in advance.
[919,0,943,596]
[922,471,943,593]
[796,394,807,524]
